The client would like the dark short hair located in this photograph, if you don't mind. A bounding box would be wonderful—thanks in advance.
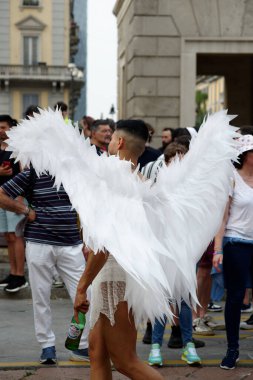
[174,135,191,150]
[0,114,15,128]
[173,128,191,140]
[54,101,68,112]
[233,151,250,169]
[91,119,111,132]
[25,105,40,119]
[116,119,149,142]
[163,127,173,133]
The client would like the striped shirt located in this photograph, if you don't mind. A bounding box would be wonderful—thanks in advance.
[1,169,82,246]
[141,158,165,181]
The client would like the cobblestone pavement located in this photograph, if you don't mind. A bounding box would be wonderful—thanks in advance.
[1,296,253,379]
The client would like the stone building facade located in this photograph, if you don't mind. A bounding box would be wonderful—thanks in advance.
[113,0,253,144]
[0,0,86,121]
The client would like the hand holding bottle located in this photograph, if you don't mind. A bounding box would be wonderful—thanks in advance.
[74,290,89,322]
[65,311,86,350]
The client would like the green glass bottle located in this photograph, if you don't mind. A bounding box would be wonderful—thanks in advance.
[65,312,86,350]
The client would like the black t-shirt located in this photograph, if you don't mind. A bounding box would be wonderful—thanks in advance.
[0,149,20,186]
[138,146,161,169]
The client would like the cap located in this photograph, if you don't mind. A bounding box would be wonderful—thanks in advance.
[237,134,253,155]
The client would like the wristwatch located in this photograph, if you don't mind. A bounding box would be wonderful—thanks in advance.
[23,206,30,216]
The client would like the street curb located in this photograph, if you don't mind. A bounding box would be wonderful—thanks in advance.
[1,359,253,370]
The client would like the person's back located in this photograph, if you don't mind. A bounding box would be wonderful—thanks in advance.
[74,119,164,380]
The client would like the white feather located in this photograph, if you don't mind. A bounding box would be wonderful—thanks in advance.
[6,108,238,324]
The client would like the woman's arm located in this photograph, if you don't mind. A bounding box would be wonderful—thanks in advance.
[213,197,232,271]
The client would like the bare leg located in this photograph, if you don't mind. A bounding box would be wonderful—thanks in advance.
[192,266,211,319]
[243,289,249,305]
[14,236,25,276]
[4,233,25,276]
[89,319,112,380]
[103,302,164,380]
[5,232,16,274]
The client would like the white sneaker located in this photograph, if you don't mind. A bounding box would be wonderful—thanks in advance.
[148,344,163,366]
[52,278,64,288]
[193,318,215,336]
[241,303,253,313]
[204,314,225,330]
[207,302,223,312]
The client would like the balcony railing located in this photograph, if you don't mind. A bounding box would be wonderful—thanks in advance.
[0,64,84,82]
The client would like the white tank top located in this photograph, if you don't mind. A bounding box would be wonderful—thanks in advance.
[225,170,253,240]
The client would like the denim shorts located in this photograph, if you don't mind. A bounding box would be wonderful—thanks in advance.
[0,209,24,233]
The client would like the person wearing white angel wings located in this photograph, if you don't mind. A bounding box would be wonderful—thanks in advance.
[74,120,165,380]
[5,109,238,379]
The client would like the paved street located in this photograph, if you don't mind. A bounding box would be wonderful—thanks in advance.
[1,295,253,379]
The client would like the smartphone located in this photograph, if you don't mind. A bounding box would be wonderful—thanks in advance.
[2,161,11,168]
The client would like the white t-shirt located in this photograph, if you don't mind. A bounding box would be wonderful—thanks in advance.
[225,170,253,240]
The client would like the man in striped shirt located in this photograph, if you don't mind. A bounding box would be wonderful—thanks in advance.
[0,169,90,364]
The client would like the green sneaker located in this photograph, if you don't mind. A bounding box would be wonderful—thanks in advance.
[181,342,201,365]
[148,343,163,366]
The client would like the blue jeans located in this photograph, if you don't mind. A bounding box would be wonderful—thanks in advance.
[152,300,192,346]
[210,269,224,302]
[223,239,253,350]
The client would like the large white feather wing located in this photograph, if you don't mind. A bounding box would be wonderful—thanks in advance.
[6,108,238,323]
[141,110,238,306]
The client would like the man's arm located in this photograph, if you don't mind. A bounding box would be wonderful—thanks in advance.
[0,188,36,221]
[0,188,28,215]
[74,250,109,320]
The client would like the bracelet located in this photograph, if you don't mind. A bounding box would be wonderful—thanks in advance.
[23,206,30,216]
[213,250,223,255]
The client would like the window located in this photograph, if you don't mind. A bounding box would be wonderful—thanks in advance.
[23,36,38,65]
[23,94,39,116]
[22,0,39,6]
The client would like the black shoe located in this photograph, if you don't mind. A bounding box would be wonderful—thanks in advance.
[192,337,205,348]
[0,273,13,287]
[167,325,205,349]
[220,349,239,370]
[167,325,183,348]
[4,275,28,293]
[168,334,183,348]
[142,322,152,344]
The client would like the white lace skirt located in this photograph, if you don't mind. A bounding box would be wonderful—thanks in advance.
[90,254,127,329]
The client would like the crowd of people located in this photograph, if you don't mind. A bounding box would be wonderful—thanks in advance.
[0,102,253,378]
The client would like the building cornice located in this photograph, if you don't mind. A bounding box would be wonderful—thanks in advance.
[16,15,46,31]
